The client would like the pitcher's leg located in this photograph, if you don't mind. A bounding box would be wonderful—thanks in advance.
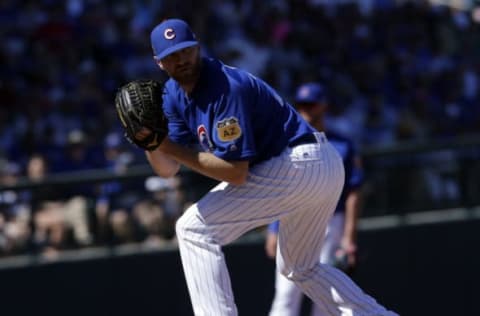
[297,263,397,316]
[268,268,303,316]
[311,214,345,316]
[280,221,386,316]
[280,210,397,316]
[176,208,237,316]
[277,147,397,315]
[276,194,342,316]
[175,159,303,316]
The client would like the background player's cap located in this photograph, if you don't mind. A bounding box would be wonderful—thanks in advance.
[151,19,198,60]
[295,82,326,104]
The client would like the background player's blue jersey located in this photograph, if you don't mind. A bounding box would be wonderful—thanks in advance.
[268,130,364,233]
[162,57,314,165]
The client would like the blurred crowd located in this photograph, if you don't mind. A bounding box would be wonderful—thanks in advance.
[0,144,187,258]
[1,0,480,258]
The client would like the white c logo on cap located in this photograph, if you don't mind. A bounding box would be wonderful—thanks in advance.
[164,28,175,40]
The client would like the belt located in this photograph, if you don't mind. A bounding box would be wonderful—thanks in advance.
[288,133,318,148]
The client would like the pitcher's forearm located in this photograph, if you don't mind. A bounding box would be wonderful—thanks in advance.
[159,138,248,185]
[343,190,361,246]
[146,149,181,178]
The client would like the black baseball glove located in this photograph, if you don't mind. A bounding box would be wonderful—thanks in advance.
[115,79,168,151]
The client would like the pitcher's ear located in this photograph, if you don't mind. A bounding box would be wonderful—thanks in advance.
[154,57,164,70]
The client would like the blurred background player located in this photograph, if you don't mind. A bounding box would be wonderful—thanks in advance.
[266,82,364,316]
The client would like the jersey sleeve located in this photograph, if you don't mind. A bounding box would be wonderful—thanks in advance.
[267,221,279,234]
[346,142,364,190]
[162,86,196,146]
[211,84,257,161]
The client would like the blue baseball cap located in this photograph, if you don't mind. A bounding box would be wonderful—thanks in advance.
[295,82,326,104]
[151,19,198,60]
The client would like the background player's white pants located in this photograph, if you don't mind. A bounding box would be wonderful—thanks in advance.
[175,133,394,316]
[269,213,346,316]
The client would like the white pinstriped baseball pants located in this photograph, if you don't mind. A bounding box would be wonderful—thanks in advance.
[268,213,398,316]
[176,132,394,316]
[269,213,347,316]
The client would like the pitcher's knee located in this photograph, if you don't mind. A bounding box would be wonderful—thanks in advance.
[175,210,197,240]
[280,264,326,283]
[175,205,213,244]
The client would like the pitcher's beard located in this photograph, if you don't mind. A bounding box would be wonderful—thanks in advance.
[172,58,202,86]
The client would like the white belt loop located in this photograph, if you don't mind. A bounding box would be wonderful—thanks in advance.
[314,132,326,144]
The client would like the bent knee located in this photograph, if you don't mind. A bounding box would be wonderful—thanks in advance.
[282,269,313,283]
[279,263,329,283]
[175,204,206,240]
[175,210,192,239]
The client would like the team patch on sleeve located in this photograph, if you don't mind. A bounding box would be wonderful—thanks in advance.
[197,124,215,152]
[216,117,242,142]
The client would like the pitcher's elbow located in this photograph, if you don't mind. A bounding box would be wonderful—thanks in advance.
[152,163,180,179]
[228,171,248,186]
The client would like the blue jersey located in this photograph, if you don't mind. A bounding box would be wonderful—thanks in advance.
[268,130,364,233]
[162,57,314,165]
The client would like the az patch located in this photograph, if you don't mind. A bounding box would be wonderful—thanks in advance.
[216,117,242,142]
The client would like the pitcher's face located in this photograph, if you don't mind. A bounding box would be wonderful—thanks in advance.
[157,45,201,84]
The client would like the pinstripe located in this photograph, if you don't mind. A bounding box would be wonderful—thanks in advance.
[177,217,201,311]
[297,168,334,265]
[274,151,317,270]
[312,147,344,251]
[322,266,373,309]
[187,215,209,314]
[203,245,218,313]
[292,149,372,312]
[180,215,212,314]
[302,279,335,316]
[295,164,331,262]
[197,243,213,313]
[178,211,238,315]
[301,147,344,267]
[181,244,203,313]
[201,157,290,226]
[303,263,389,315]
[309,194,336,262]
[320,265,383,313]
[201,185,250,223]
[268,142,396,316]
[301,199,333,266]
[177,156,300,315]
[303,272,338,316]
[176,134,395,315]
[324,268,372,313]
[276,145,368,316]
[177,246,197,310]
[269,270,304,316]
[278,150,320,210]
[203,159,297,239]
[275,149,331,279]
[177,153,300,315]
[283,146,336,267]
[278,148,330,269]
[269,221,356,316]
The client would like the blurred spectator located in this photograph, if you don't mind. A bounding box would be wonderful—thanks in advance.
[1,1,479,160]
[0,160,30,256]
[132,176,185,248]
[95,132,138,245]
[25,154,77,258]
[53,130,94,247]
[0,0,479,258]
[132,200,173,249]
